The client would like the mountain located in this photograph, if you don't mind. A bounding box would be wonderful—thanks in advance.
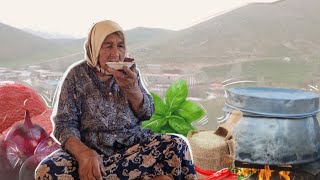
[22,28,78,39]
[1,0,319,68]
[0,23,85,67]
[35,28,175,71]
[125,27,175,47]
[129,0,320,64]
[0,23,174,68]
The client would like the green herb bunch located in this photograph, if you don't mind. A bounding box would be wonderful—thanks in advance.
[142,80,206,136]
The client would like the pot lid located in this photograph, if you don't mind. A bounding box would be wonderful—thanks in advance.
[225,87,320,118]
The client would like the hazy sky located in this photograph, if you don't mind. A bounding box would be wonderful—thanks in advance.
[0,0,278,38]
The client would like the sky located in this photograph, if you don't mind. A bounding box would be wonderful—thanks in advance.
[0,0,278,38]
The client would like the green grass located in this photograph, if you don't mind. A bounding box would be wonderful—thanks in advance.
[201,58,320,88]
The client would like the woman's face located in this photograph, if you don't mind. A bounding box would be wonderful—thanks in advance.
[98,32,126,65]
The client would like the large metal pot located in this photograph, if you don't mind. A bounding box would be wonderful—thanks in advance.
[224,87,320,165]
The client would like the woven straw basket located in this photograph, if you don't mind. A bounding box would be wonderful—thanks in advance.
[187,110,242,172]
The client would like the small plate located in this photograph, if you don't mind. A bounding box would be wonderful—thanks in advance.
[106,62,134,70]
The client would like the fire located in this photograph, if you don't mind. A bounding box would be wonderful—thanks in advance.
[279,171,290,180]
[258,165,273,180]
[237,168,257,178]
[238,165,291,180]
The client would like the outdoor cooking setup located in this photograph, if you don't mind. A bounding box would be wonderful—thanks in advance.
[224,87,320,179]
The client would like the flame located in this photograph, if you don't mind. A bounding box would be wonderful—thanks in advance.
[237,168,257,178]
[279,171,290,180]
[258,165,273,180]
[238,165,291,180]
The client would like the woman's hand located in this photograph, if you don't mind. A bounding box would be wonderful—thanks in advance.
[65,137,106,179]
[76,149,106,180]
[107,64,139,92]
[106,64,144,112]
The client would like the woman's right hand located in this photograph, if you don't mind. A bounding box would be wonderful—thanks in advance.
[76,149,106,180]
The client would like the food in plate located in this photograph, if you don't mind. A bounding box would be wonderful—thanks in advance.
[106,61,134,70]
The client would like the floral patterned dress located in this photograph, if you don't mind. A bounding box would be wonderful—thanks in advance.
[35,60,197,180]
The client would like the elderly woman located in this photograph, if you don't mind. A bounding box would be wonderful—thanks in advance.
[35,20,197,180]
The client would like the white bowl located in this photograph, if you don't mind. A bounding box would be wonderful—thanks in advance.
[106,62,134,70]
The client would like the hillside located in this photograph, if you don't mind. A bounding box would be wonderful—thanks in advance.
[0,24,174,68]
[125,27,175,47]
[129,0,320,64]
[1,0,319,68]
[0,23,85,67]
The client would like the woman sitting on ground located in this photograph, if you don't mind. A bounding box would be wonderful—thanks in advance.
[35,20,197,180]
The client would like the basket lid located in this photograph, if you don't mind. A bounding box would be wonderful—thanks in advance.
[225,87,320,118]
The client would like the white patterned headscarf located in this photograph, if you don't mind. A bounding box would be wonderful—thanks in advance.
[85,20,125,68]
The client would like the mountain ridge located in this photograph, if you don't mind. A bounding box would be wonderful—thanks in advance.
[1,0,319,68]
[0,23,85,67]
[129,0,320,64]
[0,23,176,67]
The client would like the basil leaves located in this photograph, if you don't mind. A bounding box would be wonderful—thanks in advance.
[142,80,206,136]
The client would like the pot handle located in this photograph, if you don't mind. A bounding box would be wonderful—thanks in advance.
[214,110,243,140]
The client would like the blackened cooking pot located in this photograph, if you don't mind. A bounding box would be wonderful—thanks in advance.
[224,87,320,165]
